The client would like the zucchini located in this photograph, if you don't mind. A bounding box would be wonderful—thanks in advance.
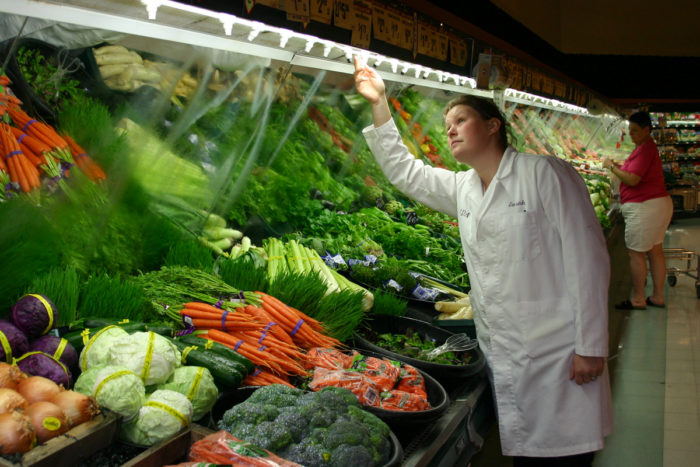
[169,338,244,389]
[178,334,254,374]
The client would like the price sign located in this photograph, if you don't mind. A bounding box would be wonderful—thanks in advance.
[334,0,354,29]
[436,31,448,61]
[417,23,431,56]
[386,10,401,46]
[286,0,310,23]
[311,0,333,24]
[372,3,389,42]
[398,13,414,51]
[449,36,468,66]
[352,2,372,48]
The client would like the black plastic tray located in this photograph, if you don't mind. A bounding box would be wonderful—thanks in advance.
[210,386,404,467]
[352,315,485,382]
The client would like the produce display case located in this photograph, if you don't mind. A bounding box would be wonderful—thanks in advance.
[0,1,628,465]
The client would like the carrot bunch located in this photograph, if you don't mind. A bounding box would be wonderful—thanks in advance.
[256,292,342,349]
[204,328,307,376]
[63,134,106,181]
[181,301,308,376]
[0,75,22,118]
[242,368,295,388]
[7,106,71,160]
[0,123,41,193]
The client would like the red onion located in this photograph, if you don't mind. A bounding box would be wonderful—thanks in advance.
[0,387,28,413]
[0,411,36,454]
[51,390,99,428]
[16,376,63,404]
[25,401,69,443]
[0,362,27,390]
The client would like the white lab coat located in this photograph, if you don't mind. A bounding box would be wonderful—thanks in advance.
[363,119,613,457]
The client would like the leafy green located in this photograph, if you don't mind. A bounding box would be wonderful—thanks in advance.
[16,45,82,109]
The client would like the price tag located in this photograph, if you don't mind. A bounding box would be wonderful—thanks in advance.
[286,0,310,23]
[352,1,372,48]
[398,13,414,51]
[311,0,333,24]
[436,30,449,61]
[417,22,431,56]
[449,37,468,66]
[386,10,401,46]
[333,0,353,29]
[372,3,389,42]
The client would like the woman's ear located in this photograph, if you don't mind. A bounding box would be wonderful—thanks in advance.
[488,118,501,135]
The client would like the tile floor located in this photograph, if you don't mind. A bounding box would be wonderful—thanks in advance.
[594,217,700,467]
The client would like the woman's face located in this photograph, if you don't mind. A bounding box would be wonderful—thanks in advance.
[629,122,650,146]
[444,105,496,163]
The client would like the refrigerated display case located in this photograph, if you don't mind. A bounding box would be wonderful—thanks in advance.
[0,1,628,464]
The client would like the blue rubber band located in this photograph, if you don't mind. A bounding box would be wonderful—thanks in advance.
[291,319,304,336]
[22,120,37,132]
[252,369,261,376]
[221,310,229,331]
[17,134,26,144]
[234,340,242,351]
[258,345,266,352]
[258,331,267,344]
[7,150,22,158]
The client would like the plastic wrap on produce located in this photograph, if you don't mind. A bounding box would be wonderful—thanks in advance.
[0,14,122,49]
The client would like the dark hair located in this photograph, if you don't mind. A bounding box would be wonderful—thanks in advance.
[443,95,509,149]
[628,111,652,129]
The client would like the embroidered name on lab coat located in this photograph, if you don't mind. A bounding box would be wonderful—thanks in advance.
[508,200,525,207]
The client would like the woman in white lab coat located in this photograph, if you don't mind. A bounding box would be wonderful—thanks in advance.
[354,57,613,466]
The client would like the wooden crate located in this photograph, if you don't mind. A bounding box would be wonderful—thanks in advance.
[121,424,214,467]
[0,411,120,467]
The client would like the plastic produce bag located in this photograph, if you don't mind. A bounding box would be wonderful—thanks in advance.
[188,430,302,466]
[308,367,380,407]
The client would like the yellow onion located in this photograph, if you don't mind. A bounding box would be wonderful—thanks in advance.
[0,387,28,413]
[16,376,63,404]
[0,411,36,454]
[0,362,27,390]
[51,391,99,428]
[24,401,69,443]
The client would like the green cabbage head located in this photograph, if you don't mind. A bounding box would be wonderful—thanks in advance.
[92,365,146,420]
[157,366,218,421]
[108,331,181,386]
[120,389,193,446]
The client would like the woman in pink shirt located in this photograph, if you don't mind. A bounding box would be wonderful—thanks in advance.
[603,112,672,310]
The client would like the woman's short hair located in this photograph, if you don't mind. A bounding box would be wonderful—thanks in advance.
[443,95,509,148]
[628,111,652,129]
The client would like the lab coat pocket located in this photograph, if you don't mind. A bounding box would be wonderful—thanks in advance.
[496,210,542,262]
[519,298,574,359]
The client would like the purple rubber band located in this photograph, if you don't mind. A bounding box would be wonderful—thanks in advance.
[221,310,229,331]
[252,369,261,376]
[290,319,304,336]
[7,150,21,158]
[258,345,266,352]
[258,331,267,344]
[234,340,243,351]
[22,120,37,132]
[215,300,223,308]
[17,134,26,144]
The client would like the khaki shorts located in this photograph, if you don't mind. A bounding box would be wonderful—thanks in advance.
[621,196,673,252]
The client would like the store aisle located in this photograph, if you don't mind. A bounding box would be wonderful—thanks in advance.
[594,217,700,467]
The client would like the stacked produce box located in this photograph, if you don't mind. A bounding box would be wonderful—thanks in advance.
[1,7,623,465]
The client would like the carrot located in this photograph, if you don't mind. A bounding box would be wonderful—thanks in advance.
[0,155,7,172]
[206,329,306,376]
[242,369,294,388]
[180,307,255,322]
[190,319,261,332]
[241,305,295,346]
[259,292,323,331]
[184,302,237,314]
[62,134,106,181]
[8,126,52,155]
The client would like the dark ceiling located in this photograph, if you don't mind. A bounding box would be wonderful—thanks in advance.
[425,0,700,111]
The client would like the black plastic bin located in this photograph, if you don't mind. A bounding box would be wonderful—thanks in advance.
[352,315,486,383]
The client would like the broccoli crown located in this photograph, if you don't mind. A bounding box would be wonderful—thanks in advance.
[217,386,392,466]
[309,406,338,429]
[323,420,370,449]
[331,444,375,467]
[316,386,360,411]
[275,410,308,443]
[248,420,294,452]
[281,437,332,467]
[220,403,279,430]
[247,384,304,407]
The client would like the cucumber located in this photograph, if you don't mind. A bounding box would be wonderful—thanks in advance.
[169,338,244,389]
[178,335,255,374]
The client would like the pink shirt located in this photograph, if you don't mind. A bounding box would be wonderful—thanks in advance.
[619,139,668,203]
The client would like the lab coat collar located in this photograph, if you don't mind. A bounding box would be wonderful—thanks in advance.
[494,146,518,181]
